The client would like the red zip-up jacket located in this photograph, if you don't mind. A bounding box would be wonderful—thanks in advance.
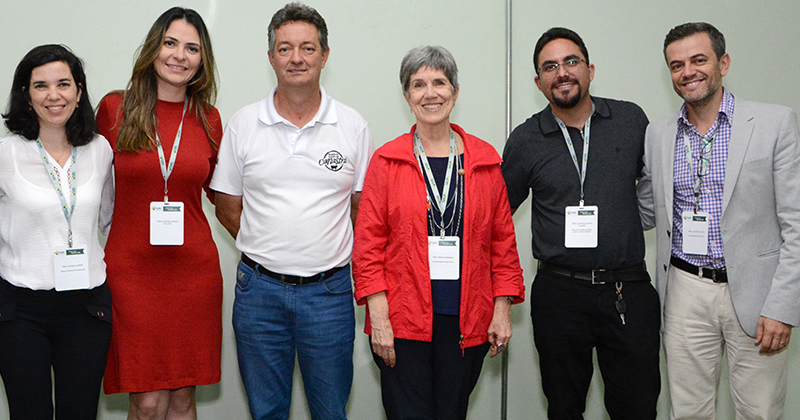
[353,124,525,349]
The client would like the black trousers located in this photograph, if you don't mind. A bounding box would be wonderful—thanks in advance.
[531,270,661,420]
[372,314,490,420]
[0,279,112,420]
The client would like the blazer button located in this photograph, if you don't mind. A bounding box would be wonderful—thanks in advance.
[97,311,104,318]
[663,264,668,271]
[667,230,671,237]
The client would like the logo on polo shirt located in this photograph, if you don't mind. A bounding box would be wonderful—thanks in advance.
[319,150,347,172]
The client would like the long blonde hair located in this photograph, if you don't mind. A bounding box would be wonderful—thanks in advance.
[115,7,218,152]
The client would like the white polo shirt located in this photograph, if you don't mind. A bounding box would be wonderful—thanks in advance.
[211,86,374,276]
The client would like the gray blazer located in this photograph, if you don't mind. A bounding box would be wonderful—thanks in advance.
[638,98,800,337]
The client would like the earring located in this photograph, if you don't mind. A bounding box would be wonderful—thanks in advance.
[76,103,79,109]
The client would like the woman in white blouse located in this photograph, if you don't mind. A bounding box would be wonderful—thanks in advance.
[0,44,114,419]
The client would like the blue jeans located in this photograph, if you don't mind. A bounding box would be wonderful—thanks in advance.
[232,260,355,420]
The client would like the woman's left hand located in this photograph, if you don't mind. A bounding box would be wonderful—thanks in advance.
[488,296,513,358]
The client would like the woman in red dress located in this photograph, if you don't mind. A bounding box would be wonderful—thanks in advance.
[95,7,222,420]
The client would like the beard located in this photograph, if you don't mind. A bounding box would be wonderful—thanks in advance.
[681,84,718,108]
[678,71,723,109]
[553,90,582,109]
[550,78,582,109]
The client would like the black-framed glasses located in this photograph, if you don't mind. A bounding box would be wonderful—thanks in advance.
[538,59,587,75]
[697,136,713,178]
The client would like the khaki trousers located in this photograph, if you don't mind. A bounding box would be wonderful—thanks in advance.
[663,265,788,420]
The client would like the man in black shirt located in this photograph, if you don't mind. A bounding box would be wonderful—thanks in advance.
[502,27,660,420]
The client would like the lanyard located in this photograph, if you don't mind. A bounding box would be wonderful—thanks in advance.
[35,139,78,247]
[682,127,715,213]
[414,130,457,237]
[155,98,188,202]
[552,102,595,206]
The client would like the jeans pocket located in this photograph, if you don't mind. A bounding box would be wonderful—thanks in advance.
[322,266,353,295]
[236,262,254,292]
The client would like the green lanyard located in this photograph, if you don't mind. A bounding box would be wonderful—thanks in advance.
[683,127,715,213]
[414,130,457,237]
[155,98,188,202]
[35,139,77,247]
[552,102,595,206]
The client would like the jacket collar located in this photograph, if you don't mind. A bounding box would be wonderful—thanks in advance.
[378,123,502,171]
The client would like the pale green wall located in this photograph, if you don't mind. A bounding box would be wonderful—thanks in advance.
[0,0,798,419]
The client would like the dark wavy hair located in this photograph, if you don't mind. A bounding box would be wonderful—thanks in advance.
[3,44,97,146]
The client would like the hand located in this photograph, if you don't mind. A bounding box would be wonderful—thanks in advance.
[755,316,792,354]
[488,296,513,358]
[366,292,396,367]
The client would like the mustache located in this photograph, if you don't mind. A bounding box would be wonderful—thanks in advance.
[681,76,705,84]
[550,76,579,89]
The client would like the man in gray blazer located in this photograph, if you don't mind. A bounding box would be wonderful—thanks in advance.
[638,22,800,419]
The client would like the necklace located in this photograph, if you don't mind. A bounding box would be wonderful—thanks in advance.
[426,156,464,238]
[414,130,464,238]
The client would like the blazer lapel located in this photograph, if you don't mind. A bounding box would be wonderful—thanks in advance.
[722,102,755,217]
[661,118,677,223]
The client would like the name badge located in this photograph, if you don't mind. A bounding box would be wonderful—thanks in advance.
[565,205,598,248]
[53,246,90,291]
[682,211,709,255]
[150,201,184,245]
[428,236,460,280]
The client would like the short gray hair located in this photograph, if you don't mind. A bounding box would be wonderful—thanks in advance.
[268,2,329,55]
[400,46,459,96]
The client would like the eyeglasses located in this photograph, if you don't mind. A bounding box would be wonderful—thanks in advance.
[697,136,713,178]
[537,59,587,76]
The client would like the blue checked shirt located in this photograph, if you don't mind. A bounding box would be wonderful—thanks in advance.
[671,89,735,269]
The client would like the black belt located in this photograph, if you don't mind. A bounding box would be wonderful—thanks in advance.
[537,261,649,284]
[670,256,727,283]
[241,254,347,285]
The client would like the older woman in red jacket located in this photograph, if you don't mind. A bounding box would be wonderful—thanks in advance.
[353,45,525,420]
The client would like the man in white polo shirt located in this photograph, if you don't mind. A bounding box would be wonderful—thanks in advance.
[210,3,374,419]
